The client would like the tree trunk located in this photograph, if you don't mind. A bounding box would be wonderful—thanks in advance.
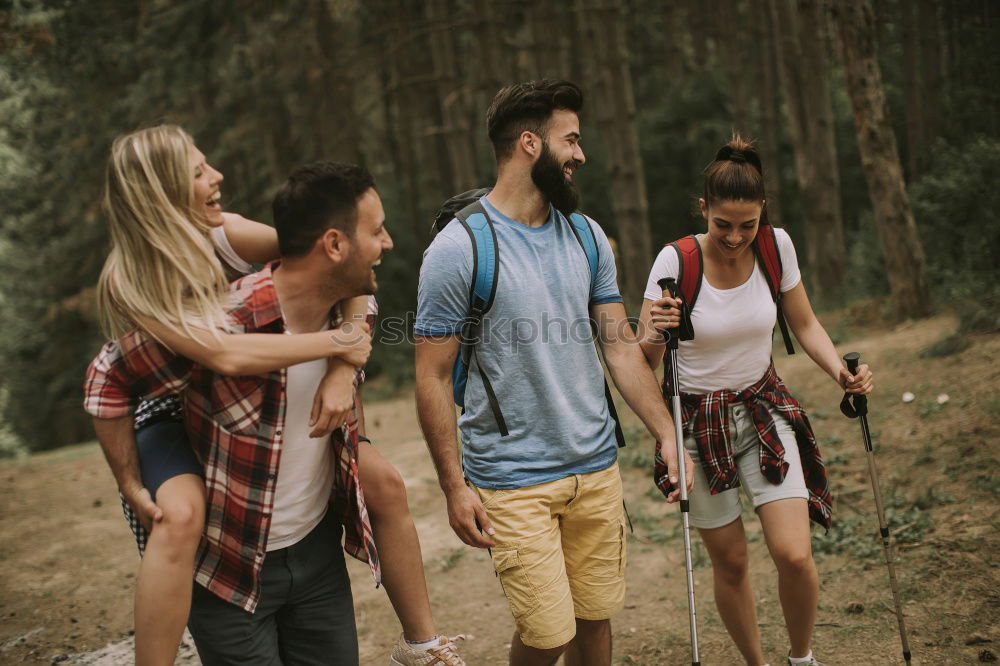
[901,0,924,180]
[831,0,931,319]
[769,0,846,304]
[427,0,479,193]
[918,0,945,145]
[527,3,571,79]
[312,0,362,164]
[662,2,689,78]
[714,0,751,132]
[755,1,784,228]
[575,0,652,301]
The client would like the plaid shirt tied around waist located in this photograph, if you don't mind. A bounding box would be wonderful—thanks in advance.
[654,360,833,530]
[83,263,380,612]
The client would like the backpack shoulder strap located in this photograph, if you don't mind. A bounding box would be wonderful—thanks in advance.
[566,211,626,449]
[451,200,508,434]
[567,212,600,299]
[752,223,783,302]
[455,200,500,315]
[752,224,795,355]
[668,234,704,310]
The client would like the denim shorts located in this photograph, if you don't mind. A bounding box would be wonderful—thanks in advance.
[684,404,808,530]
[135,419,203,501]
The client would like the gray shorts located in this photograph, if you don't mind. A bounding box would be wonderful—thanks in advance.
[685,403,808,530]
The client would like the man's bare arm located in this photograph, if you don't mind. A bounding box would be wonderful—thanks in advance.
[592,301,693,501]
[93,416,162,529]
[414,335,495,547]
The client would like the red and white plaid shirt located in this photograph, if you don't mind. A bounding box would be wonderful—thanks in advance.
[83,263,380,612]
[654,360,833,530]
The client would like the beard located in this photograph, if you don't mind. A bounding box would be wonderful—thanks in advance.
[530,143,580,217]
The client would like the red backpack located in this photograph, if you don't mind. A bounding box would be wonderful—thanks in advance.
[666,223,795,355]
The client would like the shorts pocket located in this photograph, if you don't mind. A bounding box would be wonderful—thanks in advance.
[211,376,264,435]
[492,547,540,620]
[476,487,510,510]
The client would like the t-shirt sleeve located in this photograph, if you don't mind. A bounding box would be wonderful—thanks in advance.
[211,225,254,276]
[414,229,473,337]
[774,228,802,292]
[643,245,681,301]
[587,217,623,305]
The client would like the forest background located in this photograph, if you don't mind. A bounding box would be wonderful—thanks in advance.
[0,0,997,456]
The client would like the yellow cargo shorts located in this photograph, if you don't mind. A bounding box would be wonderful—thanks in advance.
[473,461,626,649]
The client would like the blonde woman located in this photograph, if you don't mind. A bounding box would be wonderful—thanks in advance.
[94,126,462,666]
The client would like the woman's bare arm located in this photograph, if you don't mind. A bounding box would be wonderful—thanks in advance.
[221,213,279,264]
[137,316,371,376]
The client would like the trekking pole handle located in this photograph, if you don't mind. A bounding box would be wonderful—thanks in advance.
[657,278,681,350]
[658,277,680,300]
[843,351,861,374]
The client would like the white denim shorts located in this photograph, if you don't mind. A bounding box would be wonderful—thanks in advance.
[684,404,808,529]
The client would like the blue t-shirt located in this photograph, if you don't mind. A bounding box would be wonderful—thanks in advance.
[415,197,623,489]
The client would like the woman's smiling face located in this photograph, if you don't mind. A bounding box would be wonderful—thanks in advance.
[190,146,225,226]
[700,198,763,258]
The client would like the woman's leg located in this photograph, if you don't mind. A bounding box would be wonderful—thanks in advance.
[358,441,436,641]
[699,519,768,666]
[756,498,817,659]
[134,472,206,666]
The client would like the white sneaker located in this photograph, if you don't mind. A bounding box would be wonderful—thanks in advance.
[389,634,467,666]
[787,655,825,666]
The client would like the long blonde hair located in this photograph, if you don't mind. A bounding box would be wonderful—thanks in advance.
[96,125,231,342]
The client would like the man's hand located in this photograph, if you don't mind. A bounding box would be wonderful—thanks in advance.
[122,483,163,532]
[445,485,496,548]
[330,322,372,368]
[659,441,696,504]
[309,364,356,437]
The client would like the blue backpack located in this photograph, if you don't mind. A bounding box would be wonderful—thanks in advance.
[431,188,625,447]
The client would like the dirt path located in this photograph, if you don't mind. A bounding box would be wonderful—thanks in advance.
[1,313,997,664]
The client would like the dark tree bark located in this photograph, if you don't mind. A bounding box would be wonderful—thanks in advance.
[575,0,652,301]
[427,0,479,193]
[918,0,945,145]
[312,0,362,164]
[754,1,784,228]
[901,0,925,180]
[832,0,931,318]
[527,3,572,79]
[656,2,690,79]
[714,0,751,131]
[770,0,847,303]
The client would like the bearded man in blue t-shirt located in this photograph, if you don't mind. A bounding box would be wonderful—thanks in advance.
[414,79,694,666]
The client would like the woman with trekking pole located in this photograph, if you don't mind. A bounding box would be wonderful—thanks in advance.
[88,125,465,666]
[637,134,874,666]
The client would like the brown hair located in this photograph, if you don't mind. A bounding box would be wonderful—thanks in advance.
[486,79,583,162]
[703,133,769,224]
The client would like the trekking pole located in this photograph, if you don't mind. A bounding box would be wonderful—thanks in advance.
[657,277,700,666]
[840,352,912,665]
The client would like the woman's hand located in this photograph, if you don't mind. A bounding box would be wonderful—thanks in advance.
[330,321,372,368]
[838,363,874,395]
[648,295,683,334]
[309,362,357,438]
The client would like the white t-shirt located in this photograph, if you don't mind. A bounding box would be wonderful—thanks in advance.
[211,225,254,276]
[643,229,801,394]
[266,323,335,551]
